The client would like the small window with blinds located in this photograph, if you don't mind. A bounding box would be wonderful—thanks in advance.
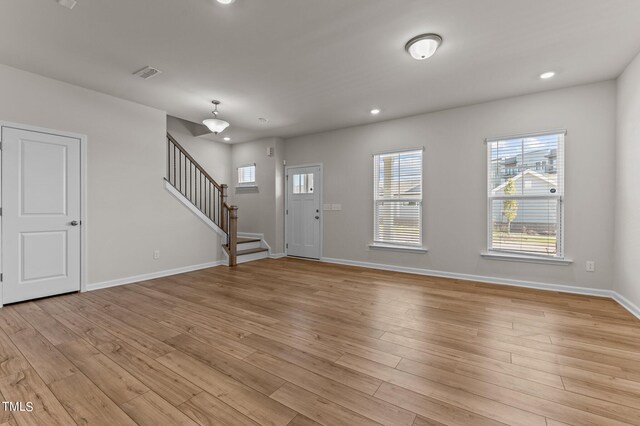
[238,164,256,185]
[373,148,423,247]
[487,132,565,257]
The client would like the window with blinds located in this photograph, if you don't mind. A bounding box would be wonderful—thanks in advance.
[238,164,256,185]
[487,132,565,257]
[373,149,423,246]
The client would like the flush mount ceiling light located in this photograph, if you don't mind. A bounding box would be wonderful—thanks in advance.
[370,108,381,115]
[405,33,442,60]
[203,101,230,134]
[223,137,231,142]
[216,0,235,4]
[540,71,556,79]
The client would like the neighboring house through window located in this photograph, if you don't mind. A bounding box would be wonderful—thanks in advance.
[487,132,565,257]
[373,148,423,247]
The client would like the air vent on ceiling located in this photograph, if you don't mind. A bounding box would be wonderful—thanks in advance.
[133,66,162,80]
[56,0,77,9]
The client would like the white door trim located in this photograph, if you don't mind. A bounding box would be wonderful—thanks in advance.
[0,121,88,307]
[285,163,323,259]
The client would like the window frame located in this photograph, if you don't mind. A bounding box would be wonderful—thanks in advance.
[237,164,256,186]
[372,147,424,248]
[485,131,566,259]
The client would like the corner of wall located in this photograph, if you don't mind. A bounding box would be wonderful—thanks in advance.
[612,49,640,313]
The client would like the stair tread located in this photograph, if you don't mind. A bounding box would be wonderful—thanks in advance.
[237,247,268,256]
[237,237,261,244]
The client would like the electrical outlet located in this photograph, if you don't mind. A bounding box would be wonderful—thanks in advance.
[585,261,595,272]
[153,249,160,260]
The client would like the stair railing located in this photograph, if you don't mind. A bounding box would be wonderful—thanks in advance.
[166,133,238,266]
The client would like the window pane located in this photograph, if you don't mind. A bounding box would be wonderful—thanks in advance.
[373,149,423,246]
[489,134,562,197]
[293,173,314,194]
[375,151,422,200]
[238,165,256,184]
[488,133,564,257]
[490,197,559,255]
[374,201,421,246]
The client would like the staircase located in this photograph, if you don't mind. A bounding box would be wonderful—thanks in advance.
[235,236,270,263]
[165,133,268,266]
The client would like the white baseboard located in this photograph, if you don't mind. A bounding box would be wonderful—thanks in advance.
[612,291,640,320]
[320,256,640,320]
[87,260,225,292]
[85,253,640,320]
[320,257,610,297]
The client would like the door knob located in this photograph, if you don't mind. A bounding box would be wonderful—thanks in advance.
[70,220,79,226]
[314,216,320,220]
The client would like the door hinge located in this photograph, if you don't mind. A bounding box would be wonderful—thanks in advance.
[0,273,3,282]
[0,207,2,216]
[286,243,288,249]
[286,209,288,215]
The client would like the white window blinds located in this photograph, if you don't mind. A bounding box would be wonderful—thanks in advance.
[373,149,423,246]
[487,132,565,257]
[238,165,256,185]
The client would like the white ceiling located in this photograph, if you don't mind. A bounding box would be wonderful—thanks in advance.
[2,0,640,143]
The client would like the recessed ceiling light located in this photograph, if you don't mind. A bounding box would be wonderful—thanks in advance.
[223,137,231,142]
[370,108,381,115]
[216,0,235,4]
[405,33,442,60]
[540,71,556,79]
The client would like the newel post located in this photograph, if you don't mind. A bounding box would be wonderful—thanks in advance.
[229,206,239,266]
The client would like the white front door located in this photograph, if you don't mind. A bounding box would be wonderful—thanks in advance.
[286,165,321,259]
[1,126,81,304]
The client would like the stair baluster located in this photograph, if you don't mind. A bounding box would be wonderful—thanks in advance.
[165,133,238,266]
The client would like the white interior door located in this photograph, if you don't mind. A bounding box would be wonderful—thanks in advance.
[1,126,81,304]
[286,165,321,259]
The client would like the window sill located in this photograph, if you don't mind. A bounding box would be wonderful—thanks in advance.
[236,185,259,193]
[481,251,573,265]
[369,243,428,254]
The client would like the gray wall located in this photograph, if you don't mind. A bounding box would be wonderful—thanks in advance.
[614,52,640,307]
[230,137,285,254]
[0,64,225,285]
[284,81,616,290]
[0,63,623,295]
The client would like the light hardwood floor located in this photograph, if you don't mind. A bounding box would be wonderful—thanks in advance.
[0,257,639,426]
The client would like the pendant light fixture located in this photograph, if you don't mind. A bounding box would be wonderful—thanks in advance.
[202,100,230,134]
